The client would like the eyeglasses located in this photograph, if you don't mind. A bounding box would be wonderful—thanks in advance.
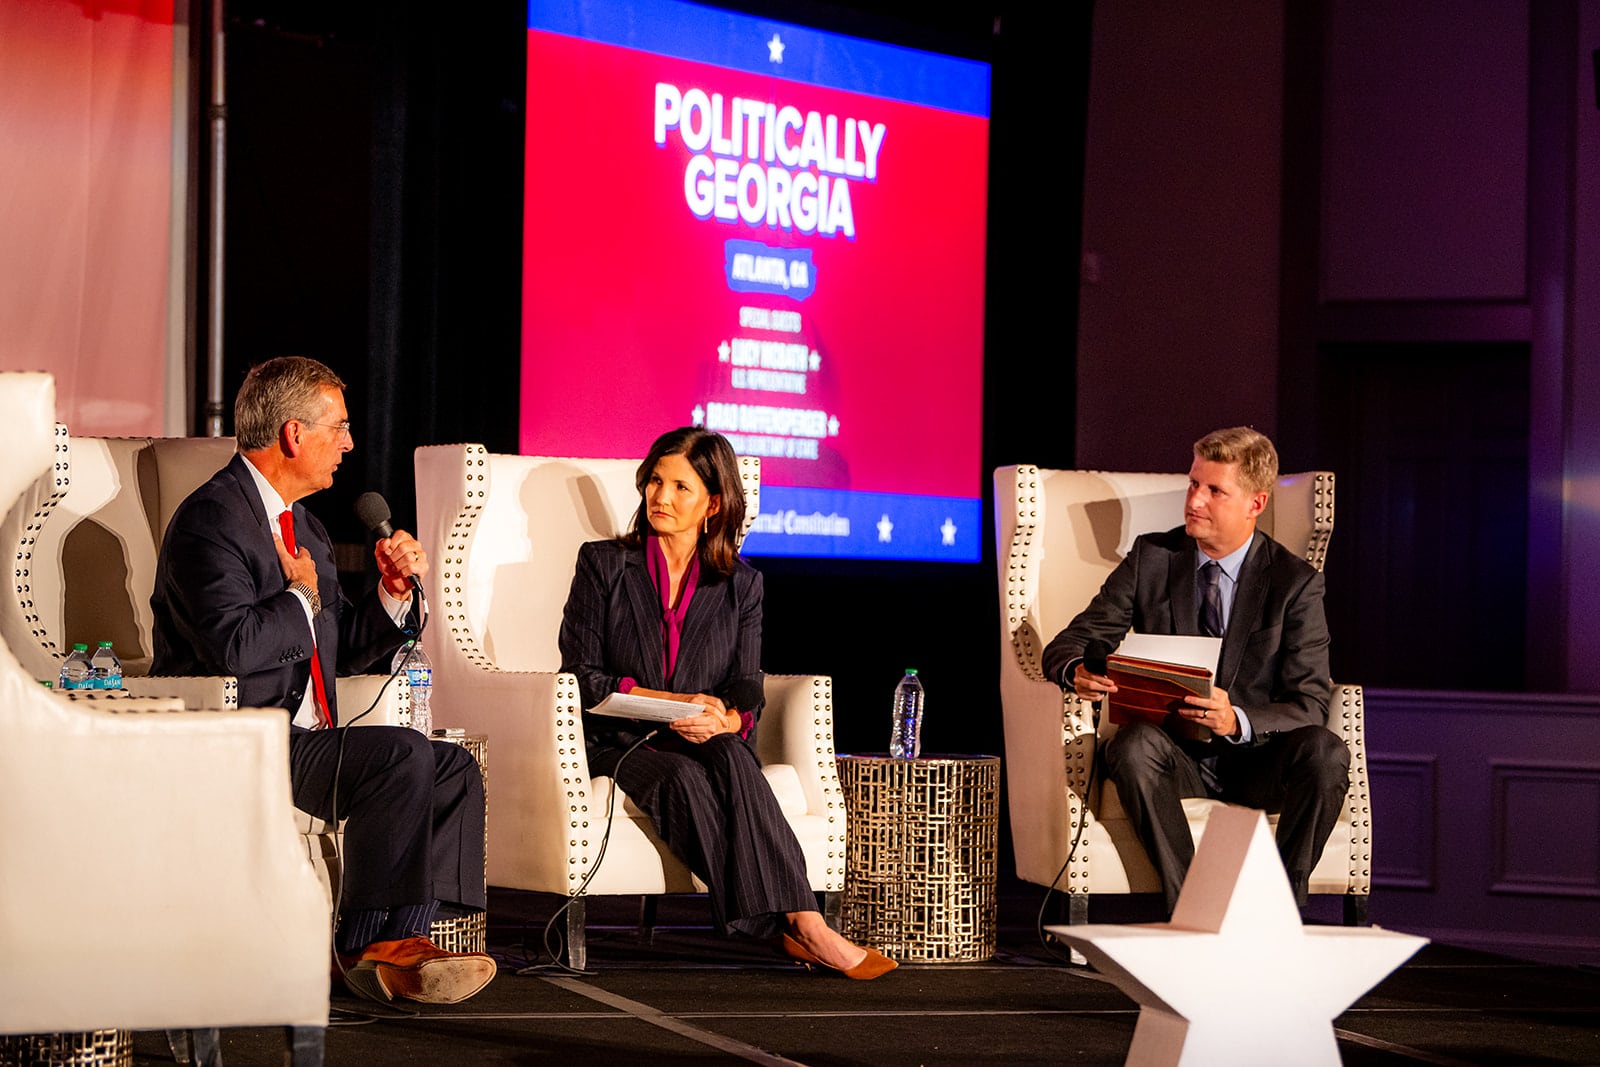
[302,419,353,440]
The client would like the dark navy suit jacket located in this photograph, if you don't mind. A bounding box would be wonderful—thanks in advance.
[1041,526,1332,741]
[151,453,414,721]
[558,539,765,752]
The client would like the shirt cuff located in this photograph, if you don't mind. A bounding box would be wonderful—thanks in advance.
[1227,705,1254,744]
[378,583,418,627]
[737,710,754,739]
[618,677,637,694]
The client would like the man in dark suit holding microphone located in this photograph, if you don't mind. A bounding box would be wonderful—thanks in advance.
[1041,426,1349,914]
[151,356,494,1004]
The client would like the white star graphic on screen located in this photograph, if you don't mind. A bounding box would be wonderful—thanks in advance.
[1047,805,1425,1067]
[876,514,893,542]
[940,518,957,546]
[809,350,820,371]
[718,340,731,362]
[767,33,785,63]
[827,415,840,436]
[691,404,705,427]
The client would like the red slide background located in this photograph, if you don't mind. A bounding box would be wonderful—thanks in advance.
[520,31,988,498]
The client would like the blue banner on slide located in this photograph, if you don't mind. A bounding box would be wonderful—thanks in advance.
[724,240,814,300]
[742,486,982,562]
[528,0,991,117]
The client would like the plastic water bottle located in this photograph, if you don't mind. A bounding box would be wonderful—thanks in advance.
[392,640,433,736]
[889,668,924,759]
[90,641,123,690]
[58,643,93,690]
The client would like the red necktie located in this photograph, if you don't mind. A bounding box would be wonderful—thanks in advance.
[279,509,334,729]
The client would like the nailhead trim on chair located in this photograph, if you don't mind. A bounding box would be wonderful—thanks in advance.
[1003,465,1047,682]
[1305,471,1336,571]
[1005,464,1098,895]
[1337,683,1373,894]
[807,674,846,883]
[11,424,71,663]
[736,455,760,545]
[554,671,594,891]
[1061,694,1099,895]
[440,445,494,672]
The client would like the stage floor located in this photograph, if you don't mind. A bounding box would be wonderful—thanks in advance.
[128,878,1600,1065]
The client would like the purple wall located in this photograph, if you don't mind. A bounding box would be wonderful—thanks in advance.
[1320,2,1528,301]
[1072,0,1600,964]
[1074,0,1283,471]
[1567,0,1600,693]
[1366,689,1600,966]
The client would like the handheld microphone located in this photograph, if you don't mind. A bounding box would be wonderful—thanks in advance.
[1082,639,1111,676]
[354,491,424,598]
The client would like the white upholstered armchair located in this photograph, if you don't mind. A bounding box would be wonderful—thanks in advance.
[993,466,1371,926]
[0,424,410,909]
[0,373,329,1064]
[414,445,846,968]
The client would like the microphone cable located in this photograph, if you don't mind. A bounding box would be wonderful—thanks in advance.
[1036,688,1099,967]
[515,725,661,977]
[326,576,431,1016]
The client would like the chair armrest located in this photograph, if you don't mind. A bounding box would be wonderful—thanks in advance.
[1000,664,1102,888]
[754,674,844,822]
[423,667,590,894]
[124,674,240,709]
[122,673,406,725]
[335,673,409,728]
[54,689,187,714]
[0,690,329,1033]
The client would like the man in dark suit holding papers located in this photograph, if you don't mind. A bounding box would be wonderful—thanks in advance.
[1041,426,1348,913]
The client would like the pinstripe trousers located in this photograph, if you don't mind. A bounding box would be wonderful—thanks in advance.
[590,732,816,938]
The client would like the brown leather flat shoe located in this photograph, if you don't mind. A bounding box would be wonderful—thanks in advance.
[342,936,496,1004]
[781,933,898,980]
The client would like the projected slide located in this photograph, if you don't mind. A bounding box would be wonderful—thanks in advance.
[521,0,990,561]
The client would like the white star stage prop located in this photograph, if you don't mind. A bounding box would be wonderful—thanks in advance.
[1047,804,1425,1067]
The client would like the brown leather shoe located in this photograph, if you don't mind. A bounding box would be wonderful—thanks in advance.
[340,936,496,1004]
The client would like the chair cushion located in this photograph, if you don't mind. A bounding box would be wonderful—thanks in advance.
[761,764,808,817]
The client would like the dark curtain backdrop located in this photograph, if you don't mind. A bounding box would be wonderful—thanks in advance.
[215,1,1092,781]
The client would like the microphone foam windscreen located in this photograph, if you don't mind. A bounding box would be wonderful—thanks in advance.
[353,491,392,533]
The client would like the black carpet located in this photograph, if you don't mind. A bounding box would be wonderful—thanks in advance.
[127,880,1600,1066]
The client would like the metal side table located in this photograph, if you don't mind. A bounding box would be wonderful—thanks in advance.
[835,754,1000,963]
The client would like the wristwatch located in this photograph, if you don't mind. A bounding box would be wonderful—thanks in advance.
[288,580,322,617]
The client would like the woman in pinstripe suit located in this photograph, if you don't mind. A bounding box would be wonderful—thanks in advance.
[559,427,895,979]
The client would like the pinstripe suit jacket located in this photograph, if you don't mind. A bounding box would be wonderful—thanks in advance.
[558,539,765,751]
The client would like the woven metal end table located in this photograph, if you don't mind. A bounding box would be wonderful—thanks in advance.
[835,753,1000,963]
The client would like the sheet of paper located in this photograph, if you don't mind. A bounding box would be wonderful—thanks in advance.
[1116,633,1223,673]
[589,691,705,723]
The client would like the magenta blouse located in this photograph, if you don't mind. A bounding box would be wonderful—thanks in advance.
[618,536,753,738]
